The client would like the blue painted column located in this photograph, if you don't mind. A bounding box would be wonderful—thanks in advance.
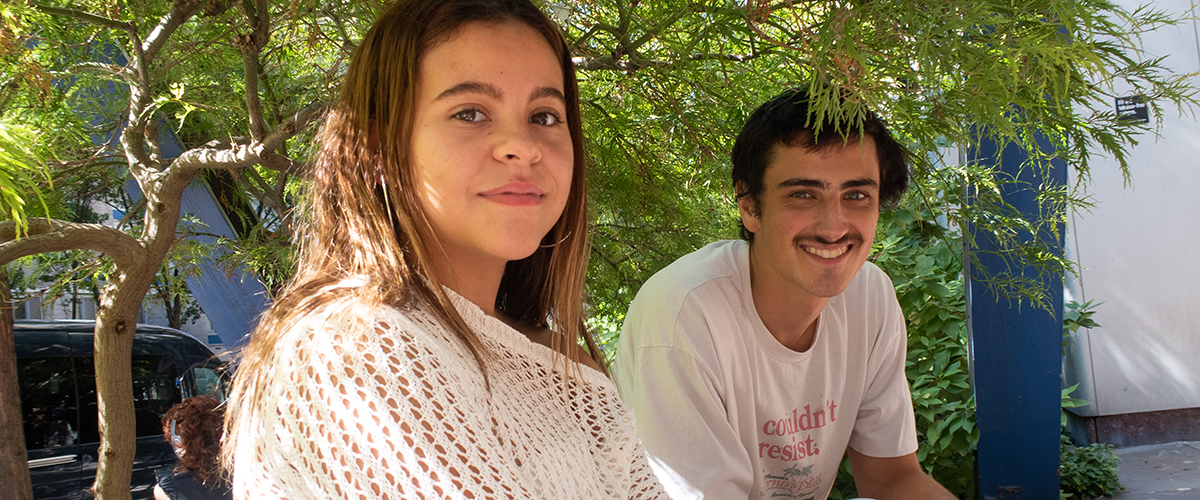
[967,135,1065,499]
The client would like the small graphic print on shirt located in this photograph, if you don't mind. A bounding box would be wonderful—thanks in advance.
[761,463,819,499]
[756,400,837,498]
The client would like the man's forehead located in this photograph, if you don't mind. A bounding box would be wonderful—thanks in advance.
[764,136,881,184]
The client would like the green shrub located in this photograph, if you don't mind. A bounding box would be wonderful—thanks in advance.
[1060,432,1122,499]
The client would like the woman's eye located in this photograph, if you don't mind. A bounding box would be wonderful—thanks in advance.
[453,108,486,123]
[531,111,563,126]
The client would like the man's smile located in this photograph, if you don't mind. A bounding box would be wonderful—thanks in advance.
[803,245,849,259]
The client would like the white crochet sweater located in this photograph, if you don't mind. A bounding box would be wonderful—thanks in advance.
[229,289,666,499]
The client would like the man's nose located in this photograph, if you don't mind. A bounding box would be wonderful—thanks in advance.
[812,199,850,241]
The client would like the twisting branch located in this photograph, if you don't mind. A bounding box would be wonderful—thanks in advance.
[172,140,308,175]
[142,0,205,62]
[145,120,163,165]
[102,0,201,184]
[172,101,328,175]
[261,102,330,151]
[0,219,144,269]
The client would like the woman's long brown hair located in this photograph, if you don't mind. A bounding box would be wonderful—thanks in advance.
[224,0,598,469]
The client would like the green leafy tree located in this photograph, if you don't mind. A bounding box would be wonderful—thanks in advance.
[0,1,354,497]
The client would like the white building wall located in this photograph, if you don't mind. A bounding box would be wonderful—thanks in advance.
[1063,0,1200,416]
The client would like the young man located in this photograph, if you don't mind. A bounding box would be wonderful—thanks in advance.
[613,88,955,500]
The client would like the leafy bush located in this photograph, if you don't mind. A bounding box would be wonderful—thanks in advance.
[1060,431,1122,499]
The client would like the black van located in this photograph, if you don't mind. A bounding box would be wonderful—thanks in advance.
[14,320,229,499]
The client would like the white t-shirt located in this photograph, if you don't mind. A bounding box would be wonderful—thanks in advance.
[230,285,667,499]
[613,240,917,500]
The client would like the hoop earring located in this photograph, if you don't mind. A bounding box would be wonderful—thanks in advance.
[539,231,572,248]
[380,175,398,232]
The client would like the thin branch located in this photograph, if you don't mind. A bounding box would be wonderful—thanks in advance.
[231,168,289,228]
[572,51,768,71]
[31,4,134,32]
[625,3,695,54]
[239,0,272,141]
[0,219,143,269]
[53,62,127,80]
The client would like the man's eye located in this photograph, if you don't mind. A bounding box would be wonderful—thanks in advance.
[845,191,869,201]
[790,191,813,199]
[531,111,563,126]
[453,108,486,122]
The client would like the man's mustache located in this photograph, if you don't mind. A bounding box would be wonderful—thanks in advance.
[791,233,863,247]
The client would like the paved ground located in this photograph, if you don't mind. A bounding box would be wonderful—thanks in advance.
[1108,441,1200,499]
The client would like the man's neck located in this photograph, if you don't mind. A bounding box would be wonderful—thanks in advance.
[747,245,830,353]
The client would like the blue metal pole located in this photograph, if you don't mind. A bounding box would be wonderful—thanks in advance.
[967,134,1065,499]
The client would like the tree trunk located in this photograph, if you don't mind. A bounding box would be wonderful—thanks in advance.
[166,269,182,330]
[90,261,159,500]
[0,270,34,500]
[92,173,193,500]
[169,290,181,330]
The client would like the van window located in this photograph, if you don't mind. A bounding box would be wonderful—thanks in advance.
[75,354,182,441]
[18,356,79,450]
[193,367,227,401]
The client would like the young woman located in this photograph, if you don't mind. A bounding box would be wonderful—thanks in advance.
[223,0,666,498]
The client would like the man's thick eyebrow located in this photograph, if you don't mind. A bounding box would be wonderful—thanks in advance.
[776,178,879,189]
[435,82,566,104]
[841,179,878,189]
[778,178,827,189]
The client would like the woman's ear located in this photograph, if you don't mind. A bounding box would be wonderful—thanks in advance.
[367,119,380,154]
[367,119,388,187]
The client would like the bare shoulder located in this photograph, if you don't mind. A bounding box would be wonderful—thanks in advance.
[521,326,605,373]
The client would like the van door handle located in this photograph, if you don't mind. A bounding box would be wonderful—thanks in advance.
[27,455,78,469]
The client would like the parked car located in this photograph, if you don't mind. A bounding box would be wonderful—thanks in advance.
[14,320,229,499]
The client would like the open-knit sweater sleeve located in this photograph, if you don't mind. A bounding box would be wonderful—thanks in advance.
[230,295,665,500]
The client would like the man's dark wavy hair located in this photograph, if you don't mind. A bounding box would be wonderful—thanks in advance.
[731,87,910,241]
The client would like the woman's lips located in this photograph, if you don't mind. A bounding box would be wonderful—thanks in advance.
[480,183,544,206]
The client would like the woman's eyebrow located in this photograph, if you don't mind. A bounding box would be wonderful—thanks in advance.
[435,81,566,104]
[436,81,502,101]
[530,86,566,104]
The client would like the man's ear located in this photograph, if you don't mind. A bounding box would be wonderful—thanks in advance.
[735,182,761,234]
